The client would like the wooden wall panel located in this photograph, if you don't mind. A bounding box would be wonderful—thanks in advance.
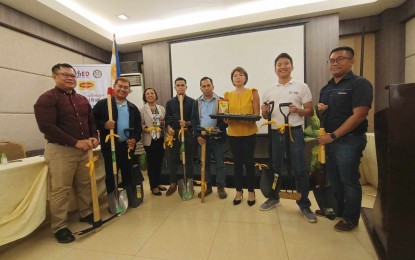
[142,42,172,107]
[305,14,339,105]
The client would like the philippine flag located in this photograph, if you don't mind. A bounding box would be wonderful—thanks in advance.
[110,34,121,86]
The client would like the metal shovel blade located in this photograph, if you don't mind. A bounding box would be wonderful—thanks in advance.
[178,178,194,201]
[107,190,128,215]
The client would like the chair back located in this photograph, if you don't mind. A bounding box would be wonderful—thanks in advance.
[0,141,26,161]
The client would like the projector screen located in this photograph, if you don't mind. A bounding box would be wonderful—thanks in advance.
[170,24,305,133]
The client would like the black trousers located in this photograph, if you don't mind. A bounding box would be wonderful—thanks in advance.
[228,134,256,192]
[166,131,194,183]
[144,138,165,190]
[101,141,133,193]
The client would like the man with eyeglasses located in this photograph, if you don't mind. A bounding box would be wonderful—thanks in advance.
[34,63,99,243]
[317,46,373,232]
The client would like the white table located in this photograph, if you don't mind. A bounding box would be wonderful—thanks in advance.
[0,149,106,246]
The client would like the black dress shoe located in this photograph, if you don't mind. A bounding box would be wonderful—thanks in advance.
[233,190,243,205]
[247,191,256,206]
[152,189,162,196]
[166,185,177,196]
[198,187,213,198]
[79,213,94,225]
[54,228,75,243]
[158,185,167,191]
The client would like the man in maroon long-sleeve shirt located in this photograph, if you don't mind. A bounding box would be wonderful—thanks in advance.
[34,63,99,243]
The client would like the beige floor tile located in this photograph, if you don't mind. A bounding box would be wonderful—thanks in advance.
[168,188,227,221]
[61,248,133,260]
[1,179,380,260]
[220,189,281,225]
[74,214,166,255]
[282,224,375,260]
[136,218,219,260]
[0,232,73,260]
[276,199,319,228]
[209,221,288,260]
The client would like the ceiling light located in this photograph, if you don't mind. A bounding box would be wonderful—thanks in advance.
[118,14,128,21]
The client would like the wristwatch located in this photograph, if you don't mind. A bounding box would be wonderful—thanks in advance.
[330,132,337,140]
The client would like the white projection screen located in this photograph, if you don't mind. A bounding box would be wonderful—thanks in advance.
[170,24,305,134]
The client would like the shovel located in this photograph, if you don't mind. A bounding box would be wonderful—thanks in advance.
[177,95,194,200]
[260,101,279,198]
[73,149,118,236]
[312,106,338,219]
[124,128,144,205]
[278,102,301,200]
[106,87,128,215]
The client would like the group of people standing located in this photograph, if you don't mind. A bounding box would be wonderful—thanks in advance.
[34,45,373,244]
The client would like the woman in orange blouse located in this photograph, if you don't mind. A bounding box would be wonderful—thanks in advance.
[224,67,260,206]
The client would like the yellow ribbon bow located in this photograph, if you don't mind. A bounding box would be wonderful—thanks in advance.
[255,162,269,171]
[277,124,294,142]
[260,120,294,142]
[147,126,162,132]
[105,133,121,143]
[85,156,99,176]
[163,134,175,149]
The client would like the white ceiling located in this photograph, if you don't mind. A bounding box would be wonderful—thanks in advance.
[0,0,406,52]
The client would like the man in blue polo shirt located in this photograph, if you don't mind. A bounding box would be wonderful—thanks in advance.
[191,77,228,199]
[93,77,142,212]
[318,46,373,232]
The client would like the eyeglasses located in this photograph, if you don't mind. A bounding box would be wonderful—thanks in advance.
[327,56,353,65]
[56,73,77,79]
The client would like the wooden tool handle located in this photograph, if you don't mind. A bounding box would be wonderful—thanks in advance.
[178,95,184,121]
[318,128,326,164]
[200,131,206,203]
[88,150,101,226]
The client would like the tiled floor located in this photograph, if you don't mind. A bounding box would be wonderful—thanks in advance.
[0,179,377,260]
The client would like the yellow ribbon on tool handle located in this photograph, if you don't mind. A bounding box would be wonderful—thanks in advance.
[163,134,175,149]
[260,121,294,142]
[147,126,162,133]
[86,155,99,174]
[255,162,269,171]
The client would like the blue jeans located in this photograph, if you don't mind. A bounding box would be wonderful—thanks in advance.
[326,134,367,224]
[272,127,311,209]
[204,139,226,187]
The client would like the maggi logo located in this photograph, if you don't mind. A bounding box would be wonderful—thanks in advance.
[78,81,96,90]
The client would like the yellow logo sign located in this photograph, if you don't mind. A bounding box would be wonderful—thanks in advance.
[78,81,96,90]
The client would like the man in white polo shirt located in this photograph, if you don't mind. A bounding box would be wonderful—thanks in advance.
[260,53,316,223]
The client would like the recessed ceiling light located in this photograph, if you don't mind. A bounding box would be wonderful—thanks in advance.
[118,14,128,20]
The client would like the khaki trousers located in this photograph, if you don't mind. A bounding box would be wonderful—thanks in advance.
[44,143,92,233]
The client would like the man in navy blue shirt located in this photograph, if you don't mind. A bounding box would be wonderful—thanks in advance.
[165,77,195,196]
[318,46,373,232]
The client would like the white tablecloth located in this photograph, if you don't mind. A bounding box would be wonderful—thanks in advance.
[0,149,106,246]
[360,133,378,188]
[0,156,47,246]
